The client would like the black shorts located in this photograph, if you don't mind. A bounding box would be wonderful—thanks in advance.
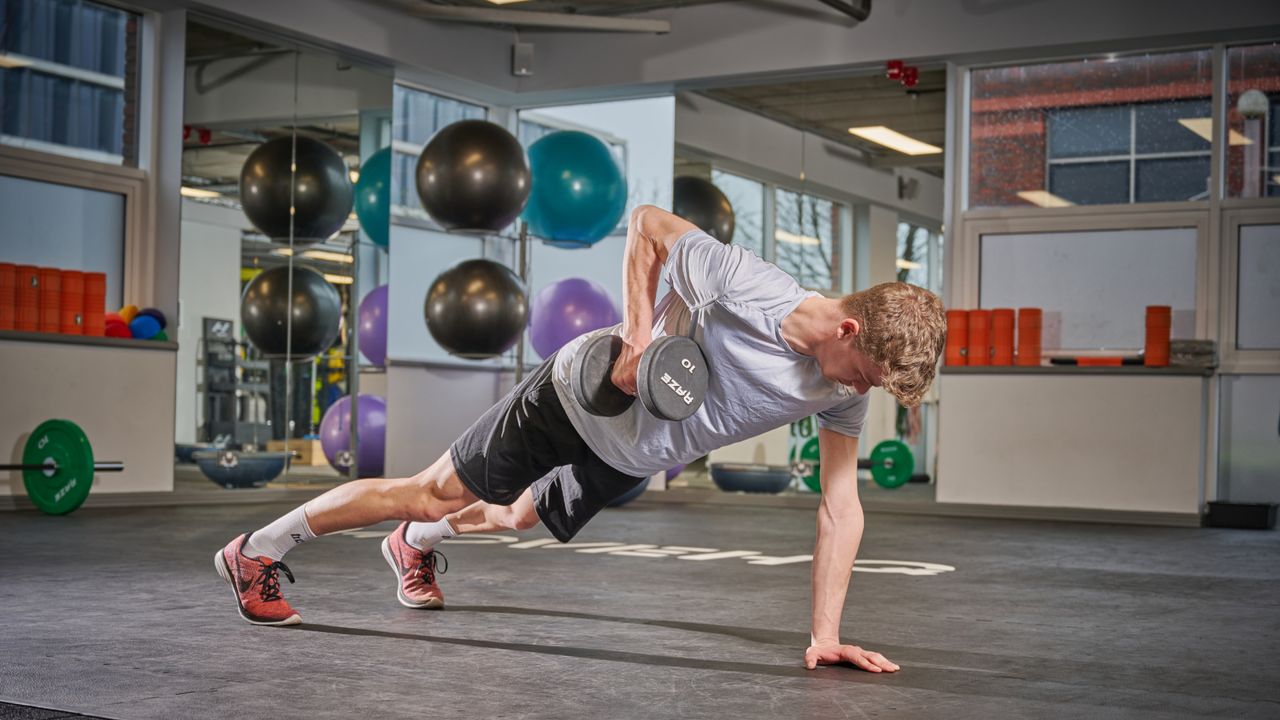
[449,353,646,542]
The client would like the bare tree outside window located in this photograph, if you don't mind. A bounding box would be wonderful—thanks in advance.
[710,169,765,258]
[774,188,838,292]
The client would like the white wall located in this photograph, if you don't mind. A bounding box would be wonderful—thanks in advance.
[174,201,246,444]
[1,341,177,496]
[385,364,514,476]
[178,0,519,103]
[938,373,1206,516]
[184,50,392,128]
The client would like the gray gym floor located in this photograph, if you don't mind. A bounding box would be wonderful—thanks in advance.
[0,500,1277,719]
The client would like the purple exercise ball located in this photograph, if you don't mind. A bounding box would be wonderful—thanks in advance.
[666,464,685,482]
[530,278,620,359]
[319,394,387,477]
[358,285,389,366]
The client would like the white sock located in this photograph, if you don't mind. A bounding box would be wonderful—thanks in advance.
[404,518,457,551]
[243,505,317,561]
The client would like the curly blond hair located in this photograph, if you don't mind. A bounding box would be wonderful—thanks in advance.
[840,282,946,407]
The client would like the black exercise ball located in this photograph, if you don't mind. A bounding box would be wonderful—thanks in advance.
[240,136,354,244]
[241,265,343,359]
[415,120,530,232]
[425,259,527,359]
[673,176,735,244]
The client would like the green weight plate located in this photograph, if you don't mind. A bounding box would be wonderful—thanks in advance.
[870,439,914,489]
[23,419,94,515]
[791,436,822,493]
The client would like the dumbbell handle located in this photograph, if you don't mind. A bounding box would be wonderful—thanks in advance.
[0,461,124,472]
[796,458,895,471]
[856,458,895,470]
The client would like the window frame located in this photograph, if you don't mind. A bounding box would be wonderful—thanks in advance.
[0,142,147,304]
[1044,102,1213,205]
[1221,207,1280,372]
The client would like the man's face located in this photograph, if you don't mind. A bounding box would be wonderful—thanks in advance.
[817,320,885,395]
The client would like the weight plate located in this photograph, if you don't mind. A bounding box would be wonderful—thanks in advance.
[570,334,633,417]
[869,439,914,489]
[22,419,94,515]
[790,436,822,493]
[636,336,708,421]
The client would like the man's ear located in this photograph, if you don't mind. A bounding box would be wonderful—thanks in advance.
[839,317,861,340]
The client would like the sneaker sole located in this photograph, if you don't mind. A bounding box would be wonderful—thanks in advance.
[213,549,302,626]
[380,536,444,610]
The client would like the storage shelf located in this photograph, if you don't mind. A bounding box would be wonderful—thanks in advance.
[0,330,177,352]
[942,365,1211,376]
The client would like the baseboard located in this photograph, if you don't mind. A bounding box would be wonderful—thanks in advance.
[636,487,1203,527]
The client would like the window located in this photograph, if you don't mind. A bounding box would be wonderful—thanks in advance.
[0,0,139,165]
[979,228,1197,350]
[710,169,764,258]
[897,222,941,293]
[1045,99,1211,204]
[1237,224,1280,349]
[774,188,839,292]
[1225,42,1280,199]
[390,85,485,218]
[970,50,1213,208]
[0,173,125,307]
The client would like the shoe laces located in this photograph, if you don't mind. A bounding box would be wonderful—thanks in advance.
[414,550,447,585]
[255,559,295,602]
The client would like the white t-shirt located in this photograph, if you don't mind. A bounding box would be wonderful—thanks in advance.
[551,230,869,478]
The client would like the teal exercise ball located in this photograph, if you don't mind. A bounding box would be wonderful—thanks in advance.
[355,147,391,248]
[522,130,627,246]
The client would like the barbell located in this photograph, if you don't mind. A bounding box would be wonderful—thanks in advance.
[790,438,916,490]
[0,419,124,515]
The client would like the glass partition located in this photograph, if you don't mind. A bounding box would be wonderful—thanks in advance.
[176,18,391,487]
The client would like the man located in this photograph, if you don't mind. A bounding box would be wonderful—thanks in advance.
[216,205,946,673]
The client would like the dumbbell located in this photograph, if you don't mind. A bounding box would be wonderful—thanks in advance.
[570,333,709,421]
[0,419,125,515]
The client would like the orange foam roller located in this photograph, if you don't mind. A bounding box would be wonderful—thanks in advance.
[991,309,1015,365]
[967,310,992,366]
[945,310,969,366]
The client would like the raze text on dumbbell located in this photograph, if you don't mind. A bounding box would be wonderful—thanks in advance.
[660,372,696,405]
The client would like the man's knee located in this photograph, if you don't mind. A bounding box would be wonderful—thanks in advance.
[405,461,473,522]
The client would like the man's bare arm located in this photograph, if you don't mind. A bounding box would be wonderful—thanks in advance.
[806,427,899,673]
[612,205,698,395]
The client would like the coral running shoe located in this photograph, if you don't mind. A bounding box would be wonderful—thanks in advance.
[381,522,447,609]
[215,533,302,626]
